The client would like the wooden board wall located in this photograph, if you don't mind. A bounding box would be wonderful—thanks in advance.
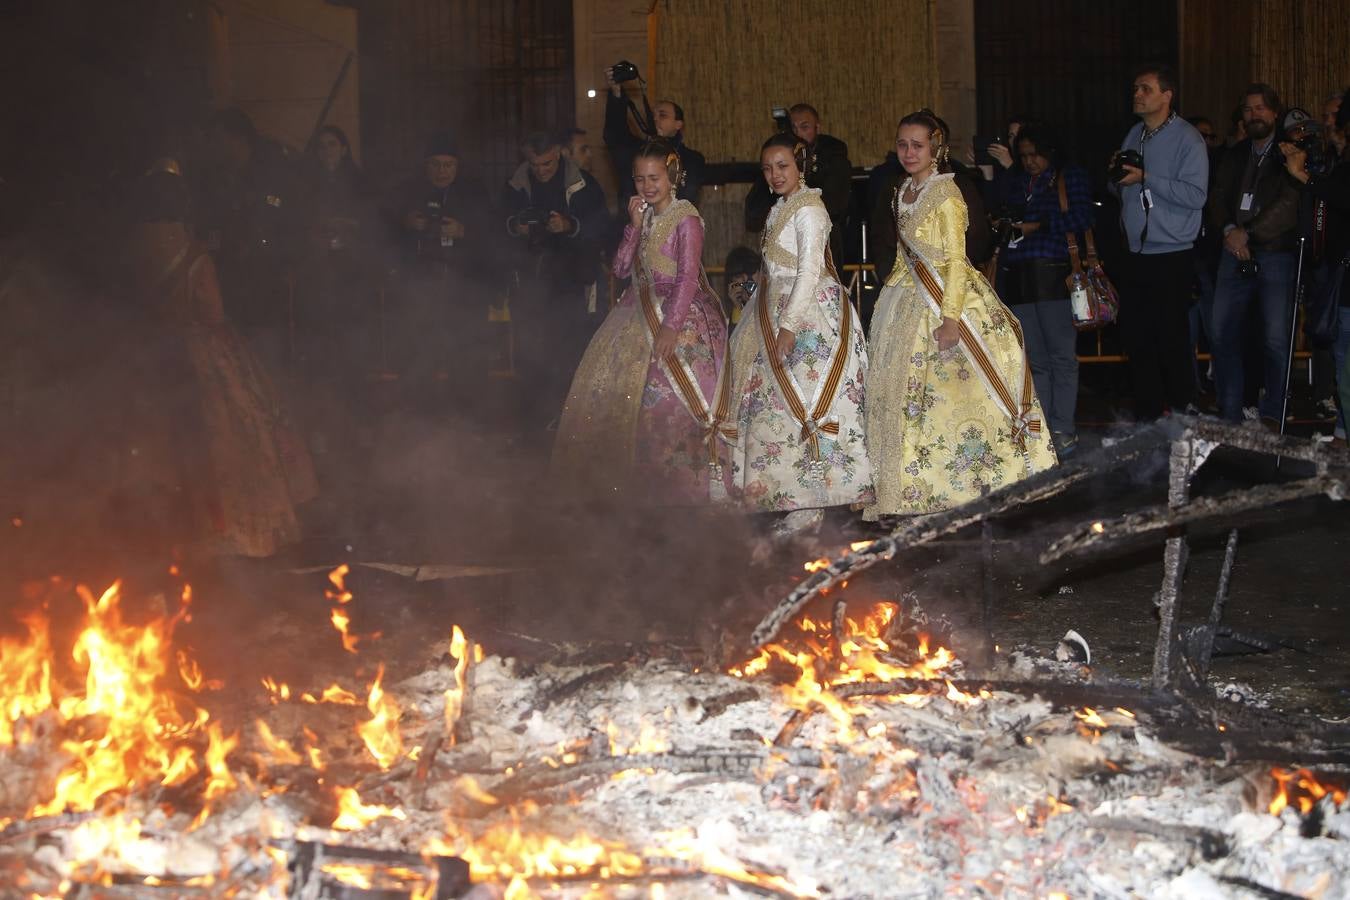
[653,0,937,168]
[1183,0,1350,129]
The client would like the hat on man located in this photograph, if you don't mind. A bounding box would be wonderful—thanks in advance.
[424,132,460,159]
[1281,107,1319,138]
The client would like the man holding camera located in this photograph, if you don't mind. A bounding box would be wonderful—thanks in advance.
[1205,84,1301,427]
[502,131,607,429]
[1110,64,1209,422]
[604,63,706,203]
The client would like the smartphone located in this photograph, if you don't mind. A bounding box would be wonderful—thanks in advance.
[973,135,995,167]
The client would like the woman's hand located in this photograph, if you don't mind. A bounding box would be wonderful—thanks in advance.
[627,195,646,228]
[989,143,1013,169]
[934,317,960,351]
[1015,220,1042,236]
[653,324,678,358]
[774,327,796,364]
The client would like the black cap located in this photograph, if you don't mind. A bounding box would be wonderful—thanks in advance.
[424,132,459,159]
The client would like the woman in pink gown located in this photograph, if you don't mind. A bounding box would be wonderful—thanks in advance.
[552,142,733,505]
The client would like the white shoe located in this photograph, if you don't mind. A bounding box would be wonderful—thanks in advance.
[1242,406,1259,421]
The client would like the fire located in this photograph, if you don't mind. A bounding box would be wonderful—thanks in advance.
[428,807,644,883]
[732,602,961,741]
[255,719,303,766]
[332,785,407,831]
[0,610,54,746]
[32,582,219,817]
[607,719,671,756]
[302,683,361,705]
[327,563,360,653]
[356,664,404,770]
[1268,767,1347,816]
[445,625,472,743]
[261,676,291,702]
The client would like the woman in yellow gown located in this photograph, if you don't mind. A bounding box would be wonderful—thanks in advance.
[865,110,1056,518]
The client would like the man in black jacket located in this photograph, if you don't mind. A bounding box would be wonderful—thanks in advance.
[501,131,608,428]
[746,104,852,266]
[603,67,706,204]
[1206,83,1302,426]
[381,133,492,384]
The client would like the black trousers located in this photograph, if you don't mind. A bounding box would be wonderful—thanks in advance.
[1117,249,1196,421]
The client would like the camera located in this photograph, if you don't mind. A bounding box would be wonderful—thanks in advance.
[1288,129,1331,177]
[515,207,548,228]
[1238,258,1260,277]
[772,106,790,133]
[611,60,641,83]
[1109,149,1144,183]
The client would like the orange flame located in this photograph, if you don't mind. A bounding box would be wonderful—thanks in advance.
[33,582,216,816]
[327,564,359,653]
[0,611,54,746]
[1269,767,1347,816]
[445,626,471,744]
[332,785,406,831]
[356,664,403,770]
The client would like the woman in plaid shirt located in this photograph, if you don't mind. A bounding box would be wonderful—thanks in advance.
[996,123,1095,456]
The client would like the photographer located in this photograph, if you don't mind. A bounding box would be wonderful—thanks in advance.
[1205,84,1301,427]
[1109,64,1209,422]
[1283,88,1350,442]
[385,133,486,274]
[380,133,492,385]
[501,131,607,428]
[603,63,706,203]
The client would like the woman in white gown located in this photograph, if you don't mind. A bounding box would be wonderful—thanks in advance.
[731,134,873,533]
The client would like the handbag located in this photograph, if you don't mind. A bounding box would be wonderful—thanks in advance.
[1058,175,1120,331]
[1305,253,1348,345]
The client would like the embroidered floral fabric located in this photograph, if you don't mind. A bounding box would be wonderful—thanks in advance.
[552,201,730,505]
[865,175,1056,517]
[732,189,874,512]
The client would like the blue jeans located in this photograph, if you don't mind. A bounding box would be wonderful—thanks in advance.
[1334,306,1350,438]
[1210,249,1296,422]
[1191,255,1217,385]
[1012,298,1078,435]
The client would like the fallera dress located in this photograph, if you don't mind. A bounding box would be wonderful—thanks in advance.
[552,199,733,505]
[865,173,1056,518]
[730,187,873,513]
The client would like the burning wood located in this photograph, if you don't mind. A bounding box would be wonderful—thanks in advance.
[1,536,1349,898]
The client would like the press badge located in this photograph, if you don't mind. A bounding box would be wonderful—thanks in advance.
[1239,192,1255,212]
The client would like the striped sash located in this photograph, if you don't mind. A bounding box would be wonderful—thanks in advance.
[635,236,738,483]
[896,234,1041,448]
[756,282,854,461]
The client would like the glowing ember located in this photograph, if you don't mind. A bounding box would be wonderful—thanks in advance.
[356,664,404,770]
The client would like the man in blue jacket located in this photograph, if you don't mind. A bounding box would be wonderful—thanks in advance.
[1110,64,1209,421]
